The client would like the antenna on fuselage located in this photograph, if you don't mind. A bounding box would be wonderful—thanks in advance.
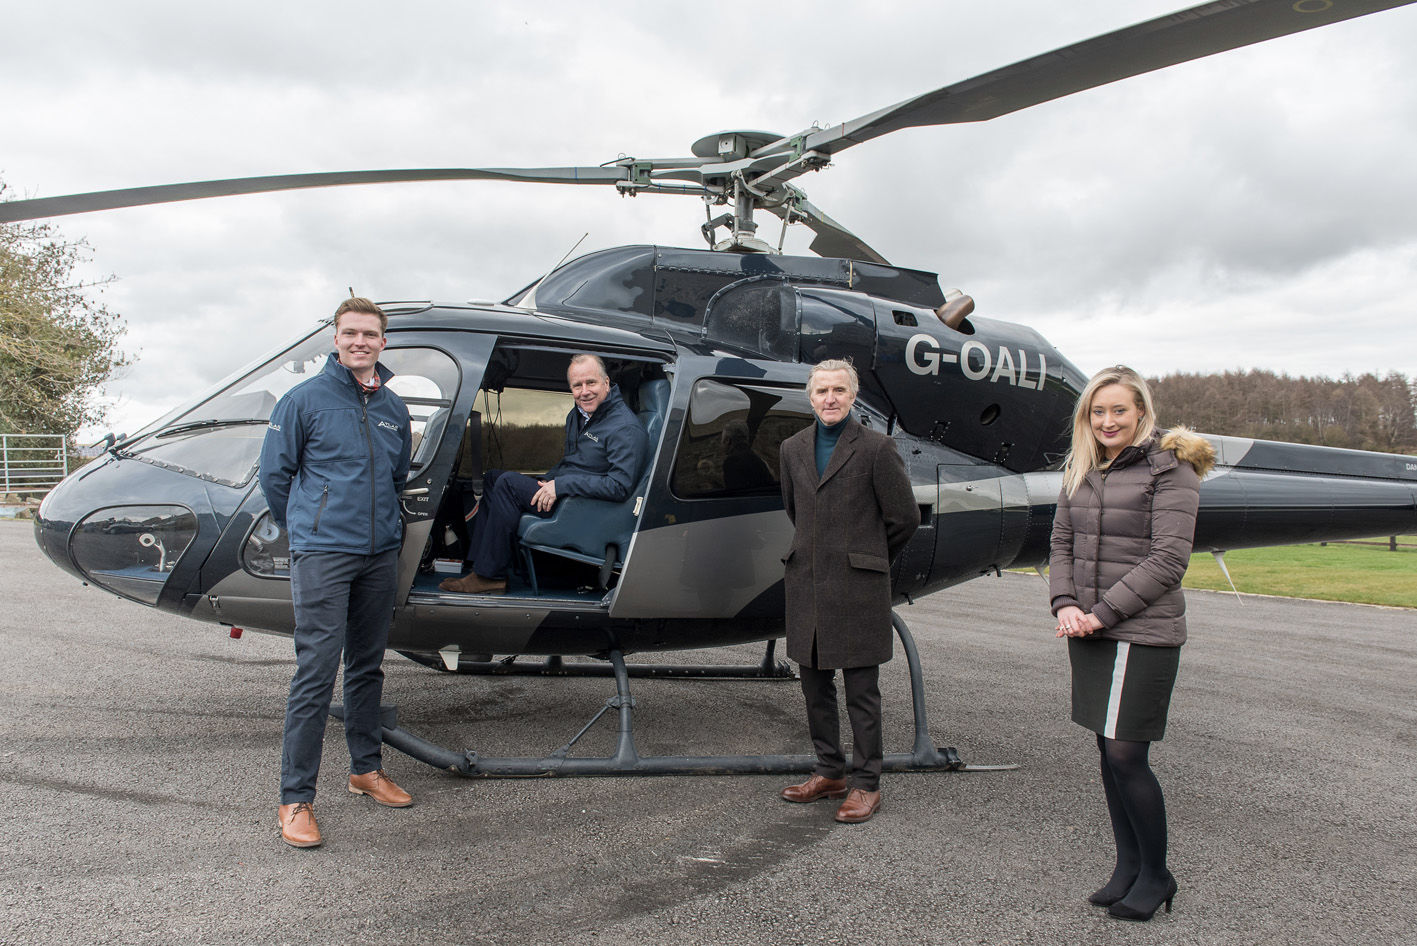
[1209,550,1244,604]
[514,232,589,311]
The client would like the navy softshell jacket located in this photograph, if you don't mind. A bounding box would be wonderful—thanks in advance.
[258,352,412,555]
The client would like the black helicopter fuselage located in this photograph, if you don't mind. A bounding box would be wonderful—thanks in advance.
[33,246,1417,662]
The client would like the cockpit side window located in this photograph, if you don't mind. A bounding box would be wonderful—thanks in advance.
[129,339,457,488]
[670,379,814,500]
[380,348,459,473]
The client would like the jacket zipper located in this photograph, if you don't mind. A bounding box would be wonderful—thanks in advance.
[1093,469,1106,612]
[361,392,376,555]
[312,484,329,533]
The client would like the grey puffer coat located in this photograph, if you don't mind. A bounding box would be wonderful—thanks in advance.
[1049,428,1215,647]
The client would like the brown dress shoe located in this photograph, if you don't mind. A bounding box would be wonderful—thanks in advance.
[277,802,322,847]
[780,774,849,803]
[438,572,508,594]
[348,768,413,807]
[834,788,882,823]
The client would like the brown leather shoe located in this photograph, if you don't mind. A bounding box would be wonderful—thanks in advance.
[780,774,849,803]
[438,572,508,594]
[277,802,322,847]
[348,768,413,807]
[834,788,882,823]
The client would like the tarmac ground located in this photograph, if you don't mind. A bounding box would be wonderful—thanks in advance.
[1,519,1413,945]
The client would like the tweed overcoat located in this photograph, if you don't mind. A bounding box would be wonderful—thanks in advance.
[779,418,919,669]
[1049,428,1214,647]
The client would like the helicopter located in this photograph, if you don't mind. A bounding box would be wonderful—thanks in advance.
[10,0,1417,777]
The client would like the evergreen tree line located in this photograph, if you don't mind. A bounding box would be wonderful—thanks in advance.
[1149,369,1417,454]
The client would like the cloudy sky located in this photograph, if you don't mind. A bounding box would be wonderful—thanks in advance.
[3,1,1414,439]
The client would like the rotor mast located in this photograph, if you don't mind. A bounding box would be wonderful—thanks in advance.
[688,131,792,255]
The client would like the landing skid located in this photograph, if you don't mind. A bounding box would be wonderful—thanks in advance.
[407,638,797,680]
[337,612,1016,778]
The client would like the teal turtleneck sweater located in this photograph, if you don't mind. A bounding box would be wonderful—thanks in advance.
[815,417,848,477]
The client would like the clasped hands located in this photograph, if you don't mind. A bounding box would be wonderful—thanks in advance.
[1055,605,1103,638]
[530,478,557,513]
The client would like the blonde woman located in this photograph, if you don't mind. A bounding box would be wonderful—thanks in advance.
[1049,366,1214,921]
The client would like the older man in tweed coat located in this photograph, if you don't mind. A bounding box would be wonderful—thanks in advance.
[777,359,918,823]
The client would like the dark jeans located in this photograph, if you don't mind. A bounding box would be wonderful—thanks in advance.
[799,664,883,791]
[280,548,399,804]
[462,469,549,579]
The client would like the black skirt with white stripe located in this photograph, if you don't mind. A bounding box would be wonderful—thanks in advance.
[1068,637,1181,742]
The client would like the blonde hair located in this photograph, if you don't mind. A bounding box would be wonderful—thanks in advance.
[807,358,859,396]
[1061,365,1157,496]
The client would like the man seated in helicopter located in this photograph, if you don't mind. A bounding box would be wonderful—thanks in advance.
[438,353,650,594]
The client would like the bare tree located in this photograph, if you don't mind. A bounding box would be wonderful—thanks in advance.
[1150,369,1417,454]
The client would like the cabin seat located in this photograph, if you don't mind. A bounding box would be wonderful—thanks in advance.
[516,378,669,592]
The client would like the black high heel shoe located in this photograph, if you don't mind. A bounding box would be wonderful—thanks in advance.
[1087,874,1136,907]
[1107,874,1177,921]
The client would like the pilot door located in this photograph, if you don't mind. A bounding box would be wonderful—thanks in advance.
[385,334,495,607]
[394,341,675,621]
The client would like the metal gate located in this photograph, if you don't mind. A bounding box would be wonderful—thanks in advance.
[1,434,69,495]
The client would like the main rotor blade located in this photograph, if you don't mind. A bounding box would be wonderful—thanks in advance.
[0,166,627,223]
[766,196,888,264]
[797,0,1417,156]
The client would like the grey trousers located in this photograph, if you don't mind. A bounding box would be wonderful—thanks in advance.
[280,548,399,804]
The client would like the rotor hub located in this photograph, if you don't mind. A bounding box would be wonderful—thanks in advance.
[690,130,785,161]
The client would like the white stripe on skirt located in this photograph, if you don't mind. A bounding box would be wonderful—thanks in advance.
[1102,642,1132,739]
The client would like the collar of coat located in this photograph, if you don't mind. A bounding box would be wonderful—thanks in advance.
[1104,434,1165,473]
[1085,427,1217,491]
[796,416,862,489]
[578,383,628,429]
[323,350,395,392]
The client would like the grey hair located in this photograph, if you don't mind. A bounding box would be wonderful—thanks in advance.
[806,358,859,396]
[567,353,609,380]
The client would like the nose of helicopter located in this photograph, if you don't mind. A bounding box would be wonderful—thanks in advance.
[34,459,210,608]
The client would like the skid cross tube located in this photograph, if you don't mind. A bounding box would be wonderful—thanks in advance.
[341,611,1015,777]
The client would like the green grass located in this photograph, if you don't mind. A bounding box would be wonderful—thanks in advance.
[1184,536,1417,609]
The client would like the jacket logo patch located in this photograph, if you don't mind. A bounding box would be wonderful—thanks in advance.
[268,423,281,431]
[583,431,600,443]
[377,420,401,432]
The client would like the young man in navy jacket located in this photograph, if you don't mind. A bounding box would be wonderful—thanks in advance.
[258,297,413,848]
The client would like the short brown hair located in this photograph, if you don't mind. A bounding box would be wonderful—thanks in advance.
[334,296,387,333]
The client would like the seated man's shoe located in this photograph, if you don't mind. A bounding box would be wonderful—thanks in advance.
[834,788,882,823]
[780,774,848,803]
[348,768,414,808]
[277,802,322,848]
[438,571,508,594]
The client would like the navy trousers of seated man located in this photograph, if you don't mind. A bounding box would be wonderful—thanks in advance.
[799,663,883,791]
[281,548,399,804]
[462,469,552,580]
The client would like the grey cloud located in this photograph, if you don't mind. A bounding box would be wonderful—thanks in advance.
[4,0,1414,437]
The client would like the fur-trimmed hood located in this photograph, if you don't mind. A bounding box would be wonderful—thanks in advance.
[1159,425,1216,478]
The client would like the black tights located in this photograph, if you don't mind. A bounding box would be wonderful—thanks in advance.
[1094,734,1172,902]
